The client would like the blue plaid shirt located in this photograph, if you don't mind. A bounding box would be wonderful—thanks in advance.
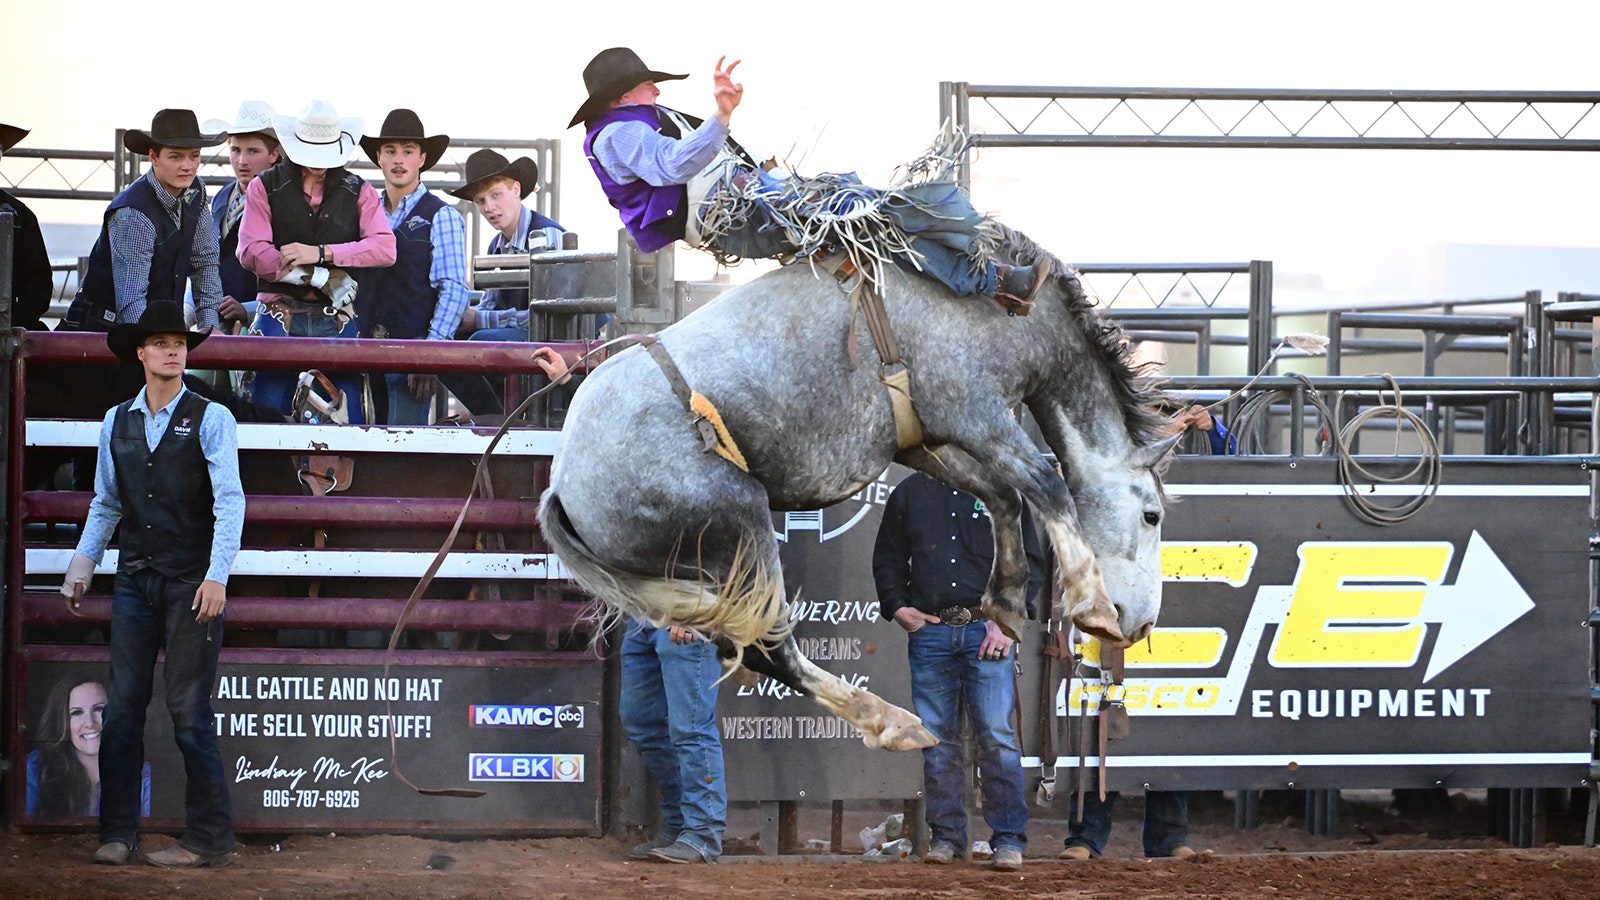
[106,171,224,329]
[76,386,245,585]
[384,181,470,341]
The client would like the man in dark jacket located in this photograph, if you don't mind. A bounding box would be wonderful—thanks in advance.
[0,121,54,331]
[873,471,1046,871]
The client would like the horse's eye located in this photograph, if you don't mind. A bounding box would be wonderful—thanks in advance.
[1143,511,1161,527]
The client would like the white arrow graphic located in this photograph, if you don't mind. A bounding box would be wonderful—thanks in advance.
[1418,531,1534,682]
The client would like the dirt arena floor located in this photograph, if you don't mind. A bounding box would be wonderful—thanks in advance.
[4,790,1597,899]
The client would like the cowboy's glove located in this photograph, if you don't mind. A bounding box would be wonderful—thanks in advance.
[61,553,97,602]
[324,268,358,312]
[279,265,331,290]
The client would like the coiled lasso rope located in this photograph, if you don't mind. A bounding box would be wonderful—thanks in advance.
[1204,334,1443,526]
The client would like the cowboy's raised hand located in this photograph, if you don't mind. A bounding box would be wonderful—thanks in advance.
[713,55,743,124]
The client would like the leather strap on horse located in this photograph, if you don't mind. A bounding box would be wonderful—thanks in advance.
[636,334,749,472]
[1097,642,1129,800]
[822,255,924,450]
[1036,617,1071,806]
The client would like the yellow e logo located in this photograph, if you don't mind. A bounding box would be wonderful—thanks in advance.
[1268,542,1453,667]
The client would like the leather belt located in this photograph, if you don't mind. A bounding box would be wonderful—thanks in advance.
[935,605,983,626]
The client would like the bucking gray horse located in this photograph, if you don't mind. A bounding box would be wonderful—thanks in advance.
[538,224,1178,751]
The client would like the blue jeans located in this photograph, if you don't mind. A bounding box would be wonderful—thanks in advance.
[906,622,1028,853]
[1065,790,1190,857]
[246,308,367,424]
[618,621,726,860]
[384,373,432,425]
[897,239,999,298]
[468,326,528,342]
[101,568,234,855]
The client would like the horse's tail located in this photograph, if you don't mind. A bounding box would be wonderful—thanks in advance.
[537,488,792,649]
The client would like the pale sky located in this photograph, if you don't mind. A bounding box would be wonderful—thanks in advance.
[7,0,1600,298]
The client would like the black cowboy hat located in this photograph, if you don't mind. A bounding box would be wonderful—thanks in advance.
[0,122,28,153]
[567,47,687,128]
[359,109,450,172]
[447,149,539,200]
[123,109,226,155]
[108,303,210,364]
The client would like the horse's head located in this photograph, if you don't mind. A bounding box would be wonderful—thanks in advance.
[1065,432,1179,646]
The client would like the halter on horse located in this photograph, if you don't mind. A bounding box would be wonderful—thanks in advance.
[538,225,1177,751]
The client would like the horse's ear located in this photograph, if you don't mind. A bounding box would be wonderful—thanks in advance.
[1135,434,1183,469]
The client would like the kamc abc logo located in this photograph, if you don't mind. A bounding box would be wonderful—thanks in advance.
[556,705,585,728]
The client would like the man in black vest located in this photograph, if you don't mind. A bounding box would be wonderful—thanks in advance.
[65,110,227,333]
[0,121,54,331]
[60,303,244,868]
[356,109,469,424]
[204,102,279,331]
[237,101,395,422]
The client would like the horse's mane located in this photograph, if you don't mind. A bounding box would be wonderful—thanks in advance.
[985,222,1175,445]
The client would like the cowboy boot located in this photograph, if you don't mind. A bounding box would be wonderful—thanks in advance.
[994,259,1053,315]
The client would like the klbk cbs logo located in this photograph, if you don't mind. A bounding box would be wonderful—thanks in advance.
[468,753,585,782]
[1063,532,1534,718]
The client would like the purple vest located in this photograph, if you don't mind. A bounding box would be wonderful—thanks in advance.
[584,106,688,253]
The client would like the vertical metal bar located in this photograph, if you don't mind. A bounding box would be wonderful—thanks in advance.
[830,799,844,853]
[1233,789,1260,829]
[1196,321,1212,376]
[1289,383,1305,457]
[1326,311,1342,376]
[547,141,561,224]
[0,210,15,815]
[1246,261,1273,375]
[953,83,972,195]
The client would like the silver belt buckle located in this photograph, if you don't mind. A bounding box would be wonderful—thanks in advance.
[938,606,973,627]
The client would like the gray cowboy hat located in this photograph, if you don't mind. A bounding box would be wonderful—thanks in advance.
[567,47,687,128]
[447,149,539,200]
[0,122,28,153]
[108,302,210,365]
[359,109,450,172]
[123,109,226,155]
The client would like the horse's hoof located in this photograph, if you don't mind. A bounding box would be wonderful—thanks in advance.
[860,703,938,751]
[1070,600,1127,646]
[981,603,1023,642]
[879,721,938,752]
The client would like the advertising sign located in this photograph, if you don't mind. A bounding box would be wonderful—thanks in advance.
[19,660,603,833]
[722,457,1593,799]
[722,469,923,800]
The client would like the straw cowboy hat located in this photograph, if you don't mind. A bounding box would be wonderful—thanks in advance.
[447,149,539,200]
[122,109,225,155]
[0,122,27,153]
[567,47,687,128]
[202,100,277,138]
[359,109,449,172]
[108,303,210,364]
[273,100,363,169]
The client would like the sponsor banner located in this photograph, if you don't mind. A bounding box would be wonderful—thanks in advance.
[724,469,923,801]
[726,458,1592,798]
[19,662,602,830]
